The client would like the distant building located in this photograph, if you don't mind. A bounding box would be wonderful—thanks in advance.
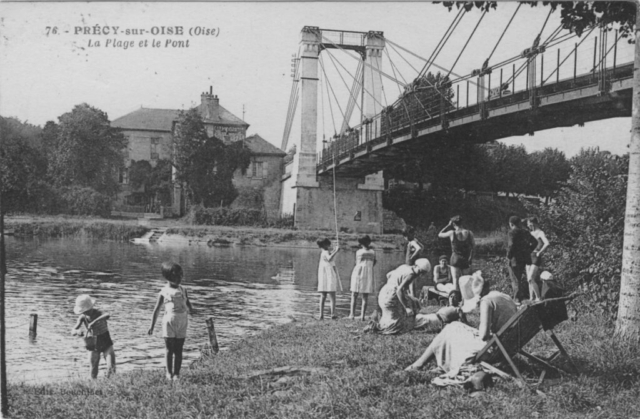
[111,88,285,217]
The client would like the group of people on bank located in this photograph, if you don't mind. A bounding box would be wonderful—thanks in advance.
[316,213,553,376]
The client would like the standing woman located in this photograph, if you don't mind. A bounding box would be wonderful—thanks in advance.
[317,238,340,320]
[439,215,475,291]
[526,217,550,302]
[403,227,425,297]
[349,235,376,320]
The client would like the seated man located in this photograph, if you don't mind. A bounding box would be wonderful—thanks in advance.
[434,255,455,294]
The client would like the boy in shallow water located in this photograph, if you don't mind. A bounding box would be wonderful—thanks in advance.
[71,294,116,379]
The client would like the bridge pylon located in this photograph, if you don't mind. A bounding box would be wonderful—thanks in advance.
[280,27,385,234]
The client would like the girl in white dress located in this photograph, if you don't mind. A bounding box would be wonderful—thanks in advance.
[317,238,340,320]
[349,235,376,321]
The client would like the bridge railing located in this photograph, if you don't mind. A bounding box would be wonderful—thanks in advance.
[319,33,634,169]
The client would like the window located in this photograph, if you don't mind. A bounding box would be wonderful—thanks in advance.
[252,161,263,179]
[119,167,129,184]
[150,137,160,160]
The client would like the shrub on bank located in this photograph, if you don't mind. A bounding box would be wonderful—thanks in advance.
[384,189,527,234]
[526,149,627,319]
[185,206,294,229]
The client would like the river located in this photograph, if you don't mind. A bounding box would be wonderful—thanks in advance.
[4,236,406,384]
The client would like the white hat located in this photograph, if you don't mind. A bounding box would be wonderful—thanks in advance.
[414,258,431,273]
[540,271,553,281]
[74,294,96,314]
[461,271,485,313]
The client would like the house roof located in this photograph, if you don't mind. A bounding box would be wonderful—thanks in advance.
[111,108,180,132]
[112,104,249,132]
[244,134,286,156]
[196,104,249,127]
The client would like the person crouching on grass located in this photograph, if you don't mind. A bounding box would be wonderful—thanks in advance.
[71,294,116,379]
[148,262,194,381]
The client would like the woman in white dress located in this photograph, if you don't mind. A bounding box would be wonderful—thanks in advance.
[349,235,376,321]
[317,238,340,320]
[405,272,517,376]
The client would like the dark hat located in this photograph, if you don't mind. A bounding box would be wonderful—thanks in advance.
[316,238,331,248]
[439,255,448,262]
[358,235,372,246]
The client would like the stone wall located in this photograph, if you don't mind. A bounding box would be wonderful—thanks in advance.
[294,176,383,234]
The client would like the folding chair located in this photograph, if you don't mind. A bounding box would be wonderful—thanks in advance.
[472,296,579,386]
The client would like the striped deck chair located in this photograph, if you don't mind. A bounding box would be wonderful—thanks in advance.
[472,296,579,385]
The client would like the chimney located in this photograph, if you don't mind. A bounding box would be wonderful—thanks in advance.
[200,86,219,120]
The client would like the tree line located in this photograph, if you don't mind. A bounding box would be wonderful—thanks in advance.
[0,104,250,216]
[386,140,571,202]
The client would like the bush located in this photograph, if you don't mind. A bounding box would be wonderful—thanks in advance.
[184,206,295,229]
[384,189,526,233]
[526,149,627,319]
[59,186,112,217]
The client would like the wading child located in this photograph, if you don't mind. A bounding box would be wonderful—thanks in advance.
[317,238,340,320]
[71,295,116,379]
[349,235,376,321]
[148,262,194,381]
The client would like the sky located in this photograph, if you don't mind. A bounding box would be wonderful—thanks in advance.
[0,2,634,158]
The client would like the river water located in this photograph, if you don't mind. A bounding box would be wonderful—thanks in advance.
[4,236,405,384]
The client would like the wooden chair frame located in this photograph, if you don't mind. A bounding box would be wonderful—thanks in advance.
[472,296,579,386]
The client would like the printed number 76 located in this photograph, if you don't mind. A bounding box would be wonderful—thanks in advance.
[45,27,58,36]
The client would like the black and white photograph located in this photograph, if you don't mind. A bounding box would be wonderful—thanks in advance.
[0,1,639,417]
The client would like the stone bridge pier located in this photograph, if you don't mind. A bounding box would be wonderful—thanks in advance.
[280,27,385,234]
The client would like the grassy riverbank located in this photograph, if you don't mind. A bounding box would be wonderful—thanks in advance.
[7,310,640,418]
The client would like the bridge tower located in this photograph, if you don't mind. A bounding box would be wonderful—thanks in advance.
[280,27,385,234]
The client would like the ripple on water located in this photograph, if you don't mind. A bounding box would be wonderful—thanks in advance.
[4,236,403,383]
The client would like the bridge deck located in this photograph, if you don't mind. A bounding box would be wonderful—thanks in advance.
[317,63,633,178]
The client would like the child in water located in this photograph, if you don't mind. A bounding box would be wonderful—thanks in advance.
[317,238,340,320]
[148,262,194,381]
[71,294,116,379]
[349,235,376,321]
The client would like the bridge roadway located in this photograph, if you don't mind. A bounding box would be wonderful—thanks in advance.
[317,62,634,178]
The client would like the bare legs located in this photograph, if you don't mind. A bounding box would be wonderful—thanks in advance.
[319,292,336,319]
[405,343,436,371]
[88,346,116,379]
[165,338,185,380]
[349,292,369,320]
[526,265,542,301]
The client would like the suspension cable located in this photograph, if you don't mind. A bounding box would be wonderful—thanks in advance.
[446,10,488,79]
[385,38,457,107]
[319,55,343,135]
[418,7,466,80]
[385,38,470,84]
[486,3,521,63]
[324,49,363,115]
[321,35,407,87]
[541,30,597,84]
[319,40,388,112]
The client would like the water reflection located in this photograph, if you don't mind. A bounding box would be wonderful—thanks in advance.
[4,237,404,384]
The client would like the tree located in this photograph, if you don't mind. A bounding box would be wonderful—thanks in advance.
[439,1,639,341]
[382,71,455,132]
[129,159,172,207]
[527,147,571,201]
[0,117,48,212]
[172,109,251,208]
[46,103,126,196]
[527,148,627,318]
[483,143,531,196]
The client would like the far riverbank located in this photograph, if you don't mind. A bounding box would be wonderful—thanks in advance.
[5,215,505,254]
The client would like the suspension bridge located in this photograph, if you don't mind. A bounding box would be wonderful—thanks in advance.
[279,7,634,233]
